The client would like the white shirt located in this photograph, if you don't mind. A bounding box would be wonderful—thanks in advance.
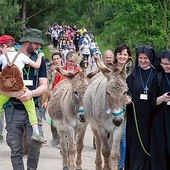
[62,49,69,57]
[52,30,59,38]
[0,51,31,74]
[81,43,90,55]
[90,42,97,49]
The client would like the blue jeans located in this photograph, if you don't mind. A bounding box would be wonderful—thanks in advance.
[118,126,126,169]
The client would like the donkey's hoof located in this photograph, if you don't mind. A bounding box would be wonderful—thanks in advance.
[63,166,69,170]
[60,149,62,156]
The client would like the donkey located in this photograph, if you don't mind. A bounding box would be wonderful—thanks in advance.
[83,57,133,170]
[48,67,88,170]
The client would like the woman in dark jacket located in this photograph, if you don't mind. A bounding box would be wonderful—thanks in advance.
[125,45,159,170]
[149,50,170,170]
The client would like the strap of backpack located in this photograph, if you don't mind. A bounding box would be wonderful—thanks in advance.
[4,53,11,66]
[4,52,20,66]
[157,72,162,86]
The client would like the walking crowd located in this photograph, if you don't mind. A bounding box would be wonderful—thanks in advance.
[0,22,170,170]
[45,23,101,70]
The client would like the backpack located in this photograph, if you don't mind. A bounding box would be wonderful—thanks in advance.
[0,53,24,91]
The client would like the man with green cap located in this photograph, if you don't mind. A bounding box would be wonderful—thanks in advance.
[1,28,48,170]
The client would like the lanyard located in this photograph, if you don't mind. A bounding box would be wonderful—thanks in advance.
[23,67,30,80]
[165,73,170,88]
[138,66,152,94]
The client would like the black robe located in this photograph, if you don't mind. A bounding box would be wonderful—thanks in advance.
[125,67,157,170]
[149,72,170,170]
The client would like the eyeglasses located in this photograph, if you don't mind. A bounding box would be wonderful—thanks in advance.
[68,60,75,64]
[160,62,170,67]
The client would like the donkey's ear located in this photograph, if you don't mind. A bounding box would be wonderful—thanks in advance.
[124,57,134,76]
[121,57,134,77]
[94,57,111,73]
[56,67,75,78]
[120,57,134,78]
[87,69,100,79]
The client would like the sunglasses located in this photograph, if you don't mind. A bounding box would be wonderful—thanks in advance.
[68,60,75,64]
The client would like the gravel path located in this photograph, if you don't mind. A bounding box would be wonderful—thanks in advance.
[0,113,96,170]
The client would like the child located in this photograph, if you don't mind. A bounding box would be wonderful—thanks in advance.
[0,35,46,143]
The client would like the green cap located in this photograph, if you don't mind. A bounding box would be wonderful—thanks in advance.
[19,28,45,45]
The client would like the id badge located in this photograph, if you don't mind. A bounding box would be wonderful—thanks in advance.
[23,80,33,86]
[140,94,148,100]
[106,108,111,114]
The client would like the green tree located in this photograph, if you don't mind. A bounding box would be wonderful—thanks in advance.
[96,0,170,51]
[1,0,170,52]
[0,0,21,37]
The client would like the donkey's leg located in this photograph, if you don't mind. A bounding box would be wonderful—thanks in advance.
[76,124,87,170]
[66,125,76,170]
[110,125,124,170]
[98,128,111,170]
[91,128,102,170]
[59,129,68,169]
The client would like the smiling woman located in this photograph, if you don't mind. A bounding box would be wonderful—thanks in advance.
[113,43,133,170]
[125,45,159,170]
[149,50,170,170]
[51,51,80,90]
[160,61,170,67]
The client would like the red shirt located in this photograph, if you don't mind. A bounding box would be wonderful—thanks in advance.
[51,65,80,90]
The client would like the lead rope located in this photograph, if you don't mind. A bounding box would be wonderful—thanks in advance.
[132,101,151,156]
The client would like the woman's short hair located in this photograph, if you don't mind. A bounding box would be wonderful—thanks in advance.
[51,52,62,60]
[66,51,78,63]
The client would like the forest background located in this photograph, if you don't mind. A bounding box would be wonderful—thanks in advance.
[1,0,170,59]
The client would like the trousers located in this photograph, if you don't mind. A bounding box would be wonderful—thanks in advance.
[0,93,37,125]
[0,110,4,135]
[118,125,126,169]
[5,105,43,170]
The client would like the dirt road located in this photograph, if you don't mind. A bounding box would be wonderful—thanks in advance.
[0,114,96,170]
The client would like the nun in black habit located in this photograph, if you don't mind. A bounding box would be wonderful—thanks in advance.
[149,50,170,170]
[125,45,159,170]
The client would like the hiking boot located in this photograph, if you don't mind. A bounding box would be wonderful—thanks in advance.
[50,138,61,149]
[56,144,61,149]
[50,138,59,146]
[31,132,46,144]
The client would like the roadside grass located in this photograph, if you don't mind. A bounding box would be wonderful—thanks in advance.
[42,45,51,60]
[42,36,112,61]
[95,36,113,54]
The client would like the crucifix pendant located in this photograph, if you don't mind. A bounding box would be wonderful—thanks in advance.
[144,86,149,94]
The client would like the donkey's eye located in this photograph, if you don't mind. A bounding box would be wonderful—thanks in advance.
[106,92,110,96]
[123,91,127,96]
[74,91,78,96]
